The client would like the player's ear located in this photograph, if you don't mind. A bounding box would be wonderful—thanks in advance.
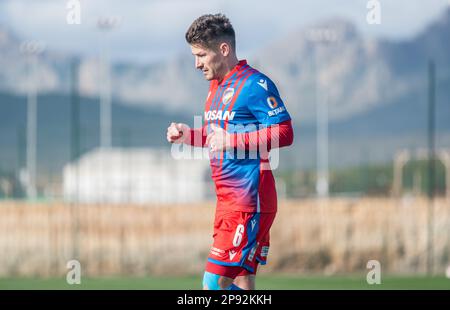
[219,42,230,57]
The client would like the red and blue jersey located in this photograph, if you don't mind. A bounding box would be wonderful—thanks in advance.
[203,60,291,213]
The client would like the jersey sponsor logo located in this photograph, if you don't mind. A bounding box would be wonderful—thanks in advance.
[257,79,268,91]
[267,96,278,109]
[229,250,237,260]
[268,106,286,117]
[267,96,286,117]
[222,88,234,105]
[204,110,236,121]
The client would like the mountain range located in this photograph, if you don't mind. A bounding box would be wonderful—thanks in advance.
[1,9,449,123]
[0,9,449,183]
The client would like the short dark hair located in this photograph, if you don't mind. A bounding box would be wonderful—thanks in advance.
[185,14,236,52]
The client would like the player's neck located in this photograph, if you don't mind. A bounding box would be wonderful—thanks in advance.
[217,57,239,84]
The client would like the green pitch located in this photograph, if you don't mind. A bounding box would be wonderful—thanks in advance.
[0,274,449,290]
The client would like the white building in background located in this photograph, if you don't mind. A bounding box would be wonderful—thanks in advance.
[63,147,211,204]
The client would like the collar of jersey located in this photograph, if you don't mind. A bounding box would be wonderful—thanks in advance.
[216,59,247,87]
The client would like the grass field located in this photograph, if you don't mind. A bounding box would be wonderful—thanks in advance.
[0,275,449,290]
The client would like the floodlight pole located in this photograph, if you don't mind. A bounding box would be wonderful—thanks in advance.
[309,29,337,199]
[426,60,436,276]
[20,41,45,201]
[97,17,120,149]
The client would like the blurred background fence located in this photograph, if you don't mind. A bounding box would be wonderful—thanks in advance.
[0,197,449,277]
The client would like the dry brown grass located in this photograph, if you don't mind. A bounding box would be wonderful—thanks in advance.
[0,197,449,277]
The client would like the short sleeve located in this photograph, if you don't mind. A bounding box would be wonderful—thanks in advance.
[247,76,291,126]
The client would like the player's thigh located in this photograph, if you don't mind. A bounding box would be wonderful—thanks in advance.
[233,274,255,290]
[203,272,234,290]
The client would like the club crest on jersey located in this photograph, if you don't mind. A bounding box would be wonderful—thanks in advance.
[222,88,235,105]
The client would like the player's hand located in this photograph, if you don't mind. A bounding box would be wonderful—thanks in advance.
[167,122,190,144]
[206,123,232,152]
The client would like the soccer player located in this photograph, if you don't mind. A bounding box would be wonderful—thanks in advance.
[166,13,294,290]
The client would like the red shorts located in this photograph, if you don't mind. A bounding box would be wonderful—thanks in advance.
[205,209,276,279]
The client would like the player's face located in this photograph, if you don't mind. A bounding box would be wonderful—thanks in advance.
[191,44,225,81]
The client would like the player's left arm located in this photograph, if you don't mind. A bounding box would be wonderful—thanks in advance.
[206,77,294,152]
[230,119,293,151]
[232,77,294,151]
[207,120,293,152]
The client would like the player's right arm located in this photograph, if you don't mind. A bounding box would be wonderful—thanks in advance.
[166,122,208,147]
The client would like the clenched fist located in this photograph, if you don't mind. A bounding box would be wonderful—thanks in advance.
[167,122,190,144]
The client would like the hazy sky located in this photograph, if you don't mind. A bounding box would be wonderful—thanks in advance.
[1,0,449,63]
